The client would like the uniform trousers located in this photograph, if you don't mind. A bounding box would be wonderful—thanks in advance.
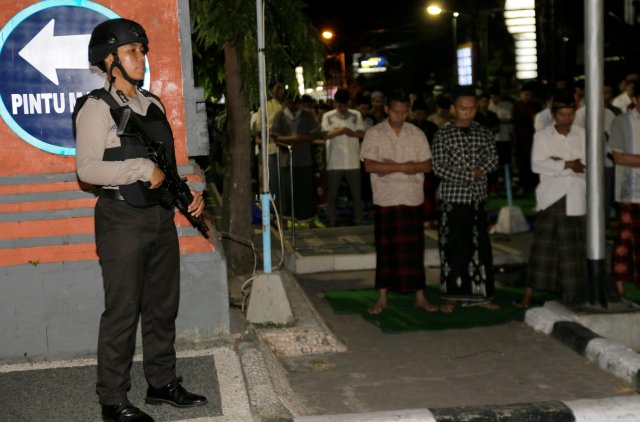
[95,197,180,405]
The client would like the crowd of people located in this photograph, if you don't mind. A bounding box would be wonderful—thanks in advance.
[252,74,640,314]
[75,14,640,420]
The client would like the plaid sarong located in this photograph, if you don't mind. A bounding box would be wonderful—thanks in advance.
[438,201,495,301]
[374,205,426,292]
[527,197,586,304]
[612,203,640,287]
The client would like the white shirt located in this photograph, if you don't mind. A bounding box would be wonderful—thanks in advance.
[322,108,365,170]
[573,105,615,167]
[531,124,586,216]
[534,108,554,131]
[612,92,633,113]
[488,99,513,142]
[609,110,640,203]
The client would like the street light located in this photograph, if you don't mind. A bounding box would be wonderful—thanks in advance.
[426,5,443,15]
[321,30,334,41]
[426,4,460,87]
[319,29,347,89]
[504,0,538,79]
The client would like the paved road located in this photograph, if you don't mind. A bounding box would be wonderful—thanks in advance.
[280,270,635,416]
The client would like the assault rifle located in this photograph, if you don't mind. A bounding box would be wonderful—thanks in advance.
[111,107,209,239]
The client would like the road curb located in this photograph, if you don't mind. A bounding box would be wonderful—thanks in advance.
[525,301,640,388]
[293,396,640,421]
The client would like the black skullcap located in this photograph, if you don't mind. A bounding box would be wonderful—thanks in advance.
[355,93,371,105]
[301,94,315,104]
[453,85,476,100]
[386,89,409,105]
[436,96,451,109]
[521,81,537,92]
[412,98,428,111]
[551,91,576,112]
[334,88,350,104]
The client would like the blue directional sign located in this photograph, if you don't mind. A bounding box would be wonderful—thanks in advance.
[0,1,149,156]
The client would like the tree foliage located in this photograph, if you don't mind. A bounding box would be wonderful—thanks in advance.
[189,0,324,277]
[190,0,324,107]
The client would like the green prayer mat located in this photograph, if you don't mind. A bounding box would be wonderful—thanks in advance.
[624,282,640,304]
[324,285,555,333]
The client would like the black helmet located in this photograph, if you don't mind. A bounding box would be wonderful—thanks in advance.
[88,18,148,66]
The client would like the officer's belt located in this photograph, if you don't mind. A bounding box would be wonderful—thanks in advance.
[100,188,126,201]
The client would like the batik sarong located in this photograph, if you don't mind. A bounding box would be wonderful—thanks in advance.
[438,201,494,301]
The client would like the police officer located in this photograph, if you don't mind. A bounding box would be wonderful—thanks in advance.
[75,18,206,421]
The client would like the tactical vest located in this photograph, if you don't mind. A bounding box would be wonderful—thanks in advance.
[73,88,176,208]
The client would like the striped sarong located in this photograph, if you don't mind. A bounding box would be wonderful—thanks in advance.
[527,197,586,304]
[374,205,426,292]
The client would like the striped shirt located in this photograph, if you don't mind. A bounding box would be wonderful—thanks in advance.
[432,120,498,203]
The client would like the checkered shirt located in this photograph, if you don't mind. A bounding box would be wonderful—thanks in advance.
[432,120,498,203]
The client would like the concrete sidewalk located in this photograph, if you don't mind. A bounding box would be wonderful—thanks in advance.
[3,224,640,422]
[275,268,640,422]
[0,346,253,421]
[252,223,640,421]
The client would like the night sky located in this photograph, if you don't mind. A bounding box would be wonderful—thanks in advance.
[303,0,516,93]
[303,0,640,94]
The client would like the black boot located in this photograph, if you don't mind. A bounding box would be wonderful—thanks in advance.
[145,377,207,408]
[101,403,154,422]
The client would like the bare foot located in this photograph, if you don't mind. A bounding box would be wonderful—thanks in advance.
[515,288,533,309]
[368,302,387,315]
[479,302,500,311]
[440,301,455,313]
[415,301,439,313]
[369,289,388,315]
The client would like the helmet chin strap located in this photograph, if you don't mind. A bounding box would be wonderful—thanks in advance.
[107,52,143,91]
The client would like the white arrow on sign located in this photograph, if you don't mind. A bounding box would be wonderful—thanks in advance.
[18,19,91,86]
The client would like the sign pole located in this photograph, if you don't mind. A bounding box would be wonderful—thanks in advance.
[584,0,613,307]
[256,0,271,273]
[246,0,294,325]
